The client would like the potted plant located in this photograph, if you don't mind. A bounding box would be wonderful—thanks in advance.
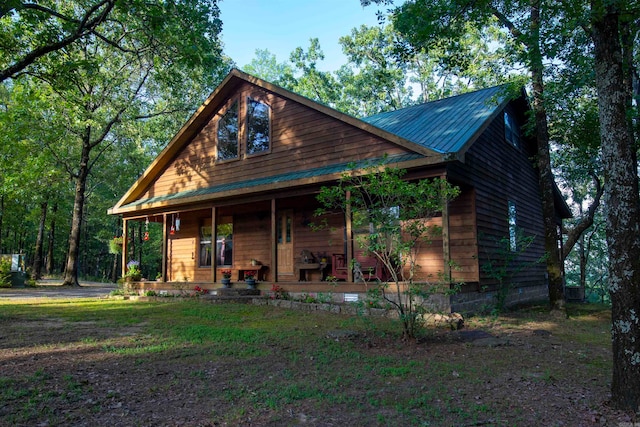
[124,260,142,282]
[108,236,124,254]
[220,269,232,288]
[244,270,257,289]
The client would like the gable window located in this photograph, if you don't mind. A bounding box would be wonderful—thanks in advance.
[508,200,517,252]
[217,100,239,161]
[246,98,270,155]
[199,224,212,267]
[504,112,521,148]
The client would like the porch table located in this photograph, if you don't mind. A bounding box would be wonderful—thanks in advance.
[295,261,329,281]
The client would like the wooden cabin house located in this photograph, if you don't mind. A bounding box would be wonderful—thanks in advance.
[109,69,570,312]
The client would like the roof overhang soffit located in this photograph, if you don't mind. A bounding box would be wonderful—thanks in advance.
[108,154,443,216]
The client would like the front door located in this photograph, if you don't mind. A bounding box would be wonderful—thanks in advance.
[277,210,293,275]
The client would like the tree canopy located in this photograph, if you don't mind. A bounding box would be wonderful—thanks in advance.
[0,0,230,284]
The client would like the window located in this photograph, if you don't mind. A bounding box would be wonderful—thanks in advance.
[508,201,517,251]
[199,224,212,267]
[217,101,239,161]
[504,112,521,148]
[246,98,270,155]
[216,220,233,266]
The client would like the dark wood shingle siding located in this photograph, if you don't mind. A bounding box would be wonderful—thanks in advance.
[454,103,546,290]
[449,190,480,283]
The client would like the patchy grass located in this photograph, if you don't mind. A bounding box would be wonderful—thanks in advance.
[0,299,630,426]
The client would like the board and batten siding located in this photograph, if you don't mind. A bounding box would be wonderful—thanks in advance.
[138,82,410,203]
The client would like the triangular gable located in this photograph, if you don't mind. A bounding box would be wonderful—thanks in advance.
[110,69,441,215]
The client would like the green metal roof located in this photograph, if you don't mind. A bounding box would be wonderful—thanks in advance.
[122,153,423,209]
[362,86,507,154]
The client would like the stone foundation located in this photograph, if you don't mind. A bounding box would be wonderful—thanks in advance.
[451,284,549,314]
[127,281,549,315]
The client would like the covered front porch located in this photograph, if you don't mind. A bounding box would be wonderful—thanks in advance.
[119,191,451,294]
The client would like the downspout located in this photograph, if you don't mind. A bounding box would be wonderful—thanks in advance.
[346,190,354,283]
[212,207,217,283]
[441,175,452,283]
[271,199,278,282]
[161,214,168,282]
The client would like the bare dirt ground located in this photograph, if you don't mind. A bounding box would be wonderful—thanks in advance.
[0,294,636,426]
[0,281,116,300]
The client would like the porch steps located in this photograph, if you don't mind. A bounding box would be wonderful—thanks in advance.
[201,287,264,304]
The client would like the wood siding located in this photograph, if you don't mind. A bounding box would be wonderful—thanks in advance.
[145,82,546,297]
[450,102,546,290]
[166,210,211,282]
[449,190,479,283]
[410,189,478,284]
[139,82,410,203]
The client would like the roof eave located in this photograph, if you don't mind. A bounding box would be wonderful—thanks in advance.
[110,154,444,216]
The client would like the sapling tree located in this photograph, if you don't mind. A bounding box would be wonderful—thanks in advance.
[315,160,459,339]
[481,230,545,313]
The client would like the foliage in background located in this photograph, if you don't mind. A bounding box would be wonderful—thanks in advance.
[315,159,460,339]
[243,21,509,118]
[0,0,231,283]
[0,257,11,288]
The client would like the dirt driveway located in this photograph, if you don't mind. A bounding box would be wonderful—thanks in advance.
[0,280,116,300]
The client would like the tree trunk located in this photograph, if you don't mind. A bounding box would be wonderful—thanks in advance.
[592,0,640,412]
[111,252,118,283]
[562,176,604,260]
[46,203,57,274]
[529,2,564,310]
[579,235,586,290]
[62,142,91,287]
[32,200,48,280]
[0,194,4,252]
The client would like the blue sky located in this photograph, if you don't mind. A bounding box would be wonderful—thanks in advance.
[218,0,385,72]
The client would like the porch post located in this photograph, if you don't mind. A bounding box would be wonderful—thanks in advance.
[346,190,354,283]
[161,214,168,282]
[211,207,217,282]
[271,198,278,282]
[121,218,128,278]
[441,177,452,281]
